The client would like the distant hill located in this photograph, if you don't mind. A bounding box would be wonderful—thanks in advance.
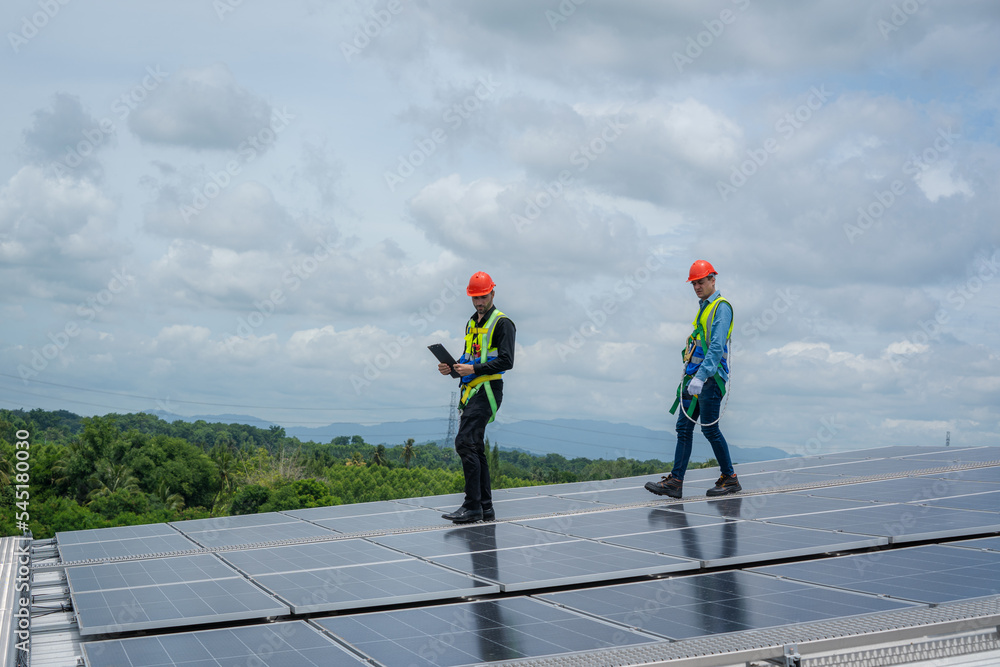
[143,410,791,465]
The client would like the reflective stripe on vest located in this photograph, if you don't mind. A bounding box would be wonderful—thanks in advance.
[458,309,506,421]
[683,297,733,378]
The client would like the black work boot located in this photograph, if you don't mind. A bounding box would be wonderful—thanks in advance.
[706,474,741,497]
[645,474,683,499]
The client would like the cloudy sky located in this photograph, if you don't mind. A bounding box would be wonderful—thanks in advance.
[1,0,998,457]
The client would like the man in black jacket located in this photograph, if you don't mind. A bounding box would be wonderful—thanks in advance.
[438,271,515,524]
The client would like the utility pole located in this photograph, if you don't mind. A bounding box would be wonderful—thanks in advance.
[945,430,950,447]
[445,391,457,445]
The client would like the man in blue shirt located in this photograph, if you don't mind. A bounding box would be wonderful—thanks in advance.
[646,260,740,499]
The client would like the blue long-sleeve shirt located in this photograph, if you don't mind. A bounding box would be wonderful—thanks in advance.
[694,290,731,383]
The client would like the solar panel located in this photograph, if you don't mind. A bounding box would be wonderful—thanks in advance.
[901,447,1000,463]
[490,494,603,516]
[764,503,1000,543]
[175,520,338,548]
[67,554,289,636]
[513,506,727,539]
[284,500,411,521]
[786,458,948,477]
[254,558,499,613]
[170,511,299,532]
[551,486,656,505]
[43,445,999,667]
[370,522,578,557]
[917,467,1000,483]
[950,535,1000,551]
[752,544,1000,604]
[314,597,660,666]
[59,533,199,562]
[658,493,874,521]
[67,554,235,592]
[912,490,1000,512]
[539,570,917,640]
[218,538,409,576]
[603,519,885,568]
[737,470,847,488]
[81,621,368,666]
[308,507,448,533]
[428,537,697,591]
[789,476,992,503]
[56,522,181,545]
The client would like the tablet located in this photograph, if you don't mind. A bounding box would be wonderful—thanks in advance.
[428,344,461,378]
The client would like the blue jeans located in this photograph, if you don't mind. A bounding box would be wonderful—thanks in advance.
[671,377,734,480]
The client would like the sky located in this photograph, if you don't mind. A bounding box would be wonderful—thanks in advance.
[1,0,998,457]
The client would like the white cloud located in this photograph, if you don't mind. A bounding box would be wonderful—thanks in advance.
[914,161,974,202]
[128,64,273,150]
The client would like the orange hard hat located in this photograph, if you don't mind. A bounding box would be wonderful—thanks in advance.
[687,260,717,282]
[466,271,496,296]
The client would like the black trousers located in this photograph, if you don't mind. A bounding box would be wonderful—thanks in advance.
[455,383,502,512]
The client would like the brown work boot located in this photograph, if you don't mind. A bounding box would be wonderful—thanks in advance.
[706,473,741,497]
[645,474,683,499]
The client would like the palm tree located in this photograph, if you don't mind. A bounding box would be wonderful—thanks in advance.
[348,451,365,467]
[86,460,140,502]
[372,445,387,467]
[212,448,236,492]
[402,439,415,468]
[154,481,185,512]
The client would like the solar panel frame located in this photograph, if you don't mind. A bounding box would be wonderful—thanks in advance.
[81,620,368,666]
[59,533,200,562]
[787,476,994,503]
[751,544,1000,604]
[655,493,875,521]
[253,558,500,613]
[313,596,661,667]
[511,506,728,540]
[910,490,1000,512]
[538,570,919,641]
[56,522,182,546]
[369,522,579,558]
[427,538,698,592]
[66,553,291,637]
[602,519,887,568]
[177,520,339,548]
[764,502,1000,543]
[218,538,412,577]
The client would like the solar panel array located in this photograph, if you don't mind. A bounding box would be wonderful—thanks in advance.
[57,445,1000,666]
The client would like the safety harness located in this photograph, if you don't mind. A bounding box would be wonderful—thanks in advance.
[458,308,507,423]
[669,296,733,420]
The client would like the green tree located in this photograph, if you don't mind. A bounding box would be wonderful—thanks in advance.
[402,438,415,468]
[230,484,270,515]
[86,460,140,502]
[372,444,387,466]
[154,481,185,512]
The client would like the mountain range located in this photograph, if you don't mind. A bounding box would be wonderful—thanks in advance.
[145,411,792,464]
